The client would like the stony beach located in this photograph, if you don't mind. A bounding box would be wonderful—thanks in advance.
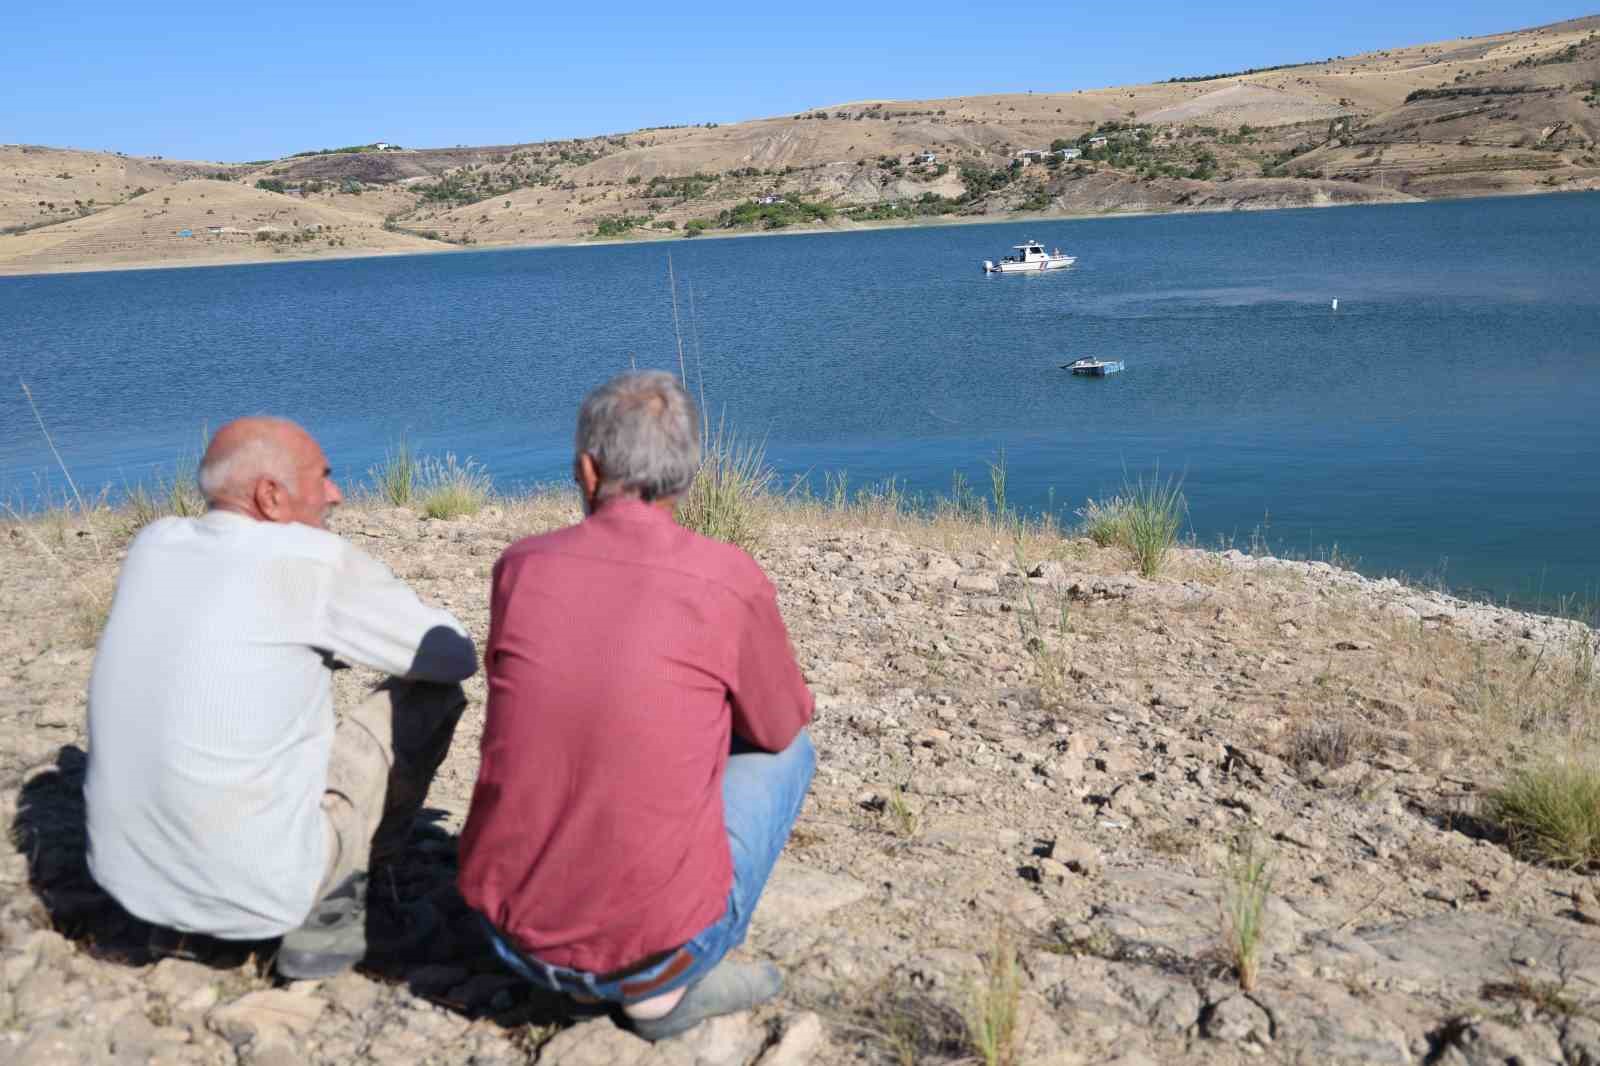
[2,495,1598,1065]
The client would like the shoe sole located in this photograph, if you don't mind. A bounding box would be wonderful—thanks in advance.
[276,947,364,980]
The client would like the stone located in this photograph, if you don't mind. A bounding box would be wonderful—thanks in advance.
[534,1018,656,1066]
[954,574,1000,594]
[209,989,326,1043]
[1202,994,1270,1043]
[757,1011,824,1066]
[751,859,869,936]
[147,958,220,1003]
[1051,838,1102,878]
[1430,1019,1564,1066]
[322,971,381,1017]
[678,1012,769,1066]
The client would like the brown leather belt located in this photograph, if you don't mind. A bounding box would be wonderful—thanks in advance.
[605,945,696,999]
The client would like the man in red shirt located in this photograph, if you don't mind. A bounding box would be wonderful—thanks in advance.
[459,371,815,1041]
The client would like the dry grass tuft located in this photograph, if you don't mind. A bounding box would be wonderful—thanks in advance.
[827,978,970,1066]
[1075,471,1187,577]
[1485,759,1600,869]
[963,925,1023,1066]
[1220,831,1274,992]
[418,454,493,520]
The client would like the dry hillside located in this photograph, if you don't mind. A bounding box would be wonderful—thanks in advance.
[3,14,1598,274]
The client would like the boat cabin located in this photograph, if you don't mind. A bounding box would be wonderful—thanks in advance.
[1003,242,1049,263]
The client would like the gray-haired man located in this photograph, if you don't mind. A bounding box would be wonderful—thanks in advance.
[86,416,476,977]
[460,371,816,1040]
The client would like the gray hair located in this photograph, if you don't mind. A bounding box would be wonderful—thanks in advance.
[575,371,700,501]
[197,422,299,504]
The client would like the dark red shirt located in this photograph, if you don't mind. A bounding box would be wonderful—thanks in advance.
[458,498,814,974]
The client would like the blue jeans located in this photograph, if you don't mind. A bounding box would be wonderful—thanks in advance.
[483,730,816,1004]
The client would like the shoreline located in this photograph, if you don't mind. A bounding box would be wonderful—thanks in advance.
[3,185,1585,281]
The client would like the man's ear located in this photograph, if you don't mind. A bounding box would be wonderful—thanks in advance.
[576,452,602,502]
[255,477,286,522]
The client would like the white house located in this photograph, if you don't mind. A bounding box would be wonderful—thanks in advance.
[1056,147,1083,160]
[1087,135,1109,148]
[915,151,937,164]
[1016,149,1047,164]
[755,193,785,205]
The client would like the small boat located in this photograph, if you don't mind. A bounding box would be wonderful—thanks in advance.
[983,239,1076,274]
[1062,358,1124,376]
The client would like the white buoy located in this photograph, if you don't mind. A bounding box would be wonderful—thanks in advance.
[1331,298,1339,311]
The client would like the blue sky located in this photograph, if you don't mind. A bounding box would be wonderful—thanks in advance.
[6,2,1595,161]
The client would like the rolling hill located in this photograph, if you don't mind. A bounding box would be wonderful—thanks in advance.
[3,13,1597,274]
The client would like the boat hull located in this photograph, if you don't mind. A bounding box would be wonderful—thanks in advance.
[1068,360,1124,376]
[984,257,1076,274]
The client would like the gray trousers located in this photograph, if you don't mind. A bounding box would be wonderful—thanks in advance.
[316,679,466,899]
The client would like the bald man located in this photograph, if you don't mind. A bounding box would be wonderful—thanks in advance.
[85,417,477,978]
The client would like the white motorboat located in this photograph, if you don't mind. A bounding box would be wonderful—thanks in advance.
[983,239,1076,274]
[1063,358,1125,376]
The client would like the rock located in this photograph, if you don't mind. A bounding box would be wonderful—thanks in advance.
[1202,994,1270,1043]
[1150,689,1192,711]
[678,1012,769,1066]
[322,971,381,1017]
[954,574,1000,594]
[147,958,220,1003]
[1051,838,1102,878]
[1430,1018,1564,1066]
[535,1018,654,1065]
[921,775,979,798]
[12,961,73,1020]
[752,859,869,936]
[1029,561,1068,583]
[757,1011,825,1066]
[12,1028,110,1066]
[209,989,326,1043]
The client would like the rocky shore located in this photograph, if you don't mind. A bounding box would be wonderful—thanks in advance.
[2,497,1597,1065]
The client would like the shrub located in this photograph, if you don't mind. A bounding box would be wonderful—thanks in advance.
[677,416,774,552]
[417,454,492,519]
[1076,495,1131,548]
[1122,473,1187,577]
[594,214,647,238]
[368,438,419,506]
[1076,473,1186,576]
[1485,761,1600,868]
[255,179,286,194]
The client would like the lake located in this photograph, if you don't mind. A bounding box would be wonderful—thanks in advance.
[3,193,1598,609]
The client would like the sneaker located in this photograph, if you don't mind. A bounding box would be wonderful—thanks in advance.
[277,872,369,979]
[627,961,783,1042]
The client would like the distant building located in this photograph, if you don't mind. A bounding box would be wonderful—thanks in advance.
[755,193,786,205]
[915,151,937,164]
[1016,149,1047,164]
[1056,147,1082,160]
[1087,136,1109,148]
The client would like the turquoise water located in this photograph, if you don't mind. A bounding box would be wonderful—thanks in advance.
[3,193,1598,607]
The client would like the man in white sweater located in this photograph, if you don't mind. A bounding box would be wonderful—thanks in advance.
[85,417,477,978]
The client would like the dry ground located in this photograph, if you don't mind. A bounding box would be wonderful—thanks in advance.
[2,492,1598,1065]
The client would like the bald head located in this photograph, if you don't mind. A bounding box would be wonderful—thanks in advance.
[199,417,342,528]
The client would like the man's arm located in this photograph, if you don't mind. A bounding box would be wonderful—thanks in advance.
[319,542,478,682]
[728,576,814,752]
